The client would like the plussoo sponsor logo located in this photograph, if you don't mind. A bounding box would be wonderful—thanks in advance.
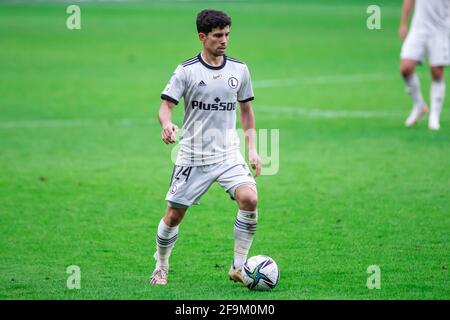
[191,97,236,111]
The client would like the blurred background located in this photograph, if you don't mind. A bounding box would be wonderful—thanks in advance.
[0,0,448,299]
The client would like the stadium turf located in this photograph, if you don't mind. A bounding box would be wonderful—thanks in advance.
[0,0,449,299]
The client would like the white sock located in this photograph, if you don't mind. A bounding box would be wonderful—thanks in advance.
[155,219,179,269]
[234,209,258,268]
[430,79,445,116]
[404,73,425,108]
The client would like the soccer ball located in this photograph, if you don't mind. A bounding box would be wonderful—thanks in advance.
[242,255,280,291]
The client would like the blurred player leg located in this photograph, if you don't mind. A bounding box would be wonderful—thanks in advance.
[427,31,449,131]
[429,67,445,130]
[401,59,428,127]
[400,29,428,127]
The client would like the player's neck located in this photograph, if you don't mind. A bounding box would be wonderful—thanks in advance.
[200,50,224,67]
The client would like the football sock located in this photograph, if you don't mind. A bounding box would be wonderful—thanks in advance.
[430,79,445,116]
[404,73,425,108]
[155,219,179,269]
[233,209,258,268]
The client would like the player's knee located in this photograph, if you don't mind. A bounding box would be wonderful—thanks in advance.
[164,207,186,227]
[400,65,414,78]
[431,68,444,81]
[235,184,258,210]
[238,192,258,211]
[400,59,416,78]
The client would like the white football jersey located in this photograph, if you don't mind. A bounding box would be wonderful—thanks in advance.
[411,0,450,33]
[161,53,254,166]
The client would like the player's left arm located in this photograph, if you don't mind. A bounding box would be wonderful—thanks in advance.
[239,101,262,177]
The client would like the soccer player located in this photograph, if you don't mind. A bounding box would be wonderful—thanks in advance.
[149,9,262,285]
[399,0,450,130]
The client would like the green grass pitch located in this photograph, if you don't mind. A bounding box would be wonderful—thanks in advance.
[0,0,449,299]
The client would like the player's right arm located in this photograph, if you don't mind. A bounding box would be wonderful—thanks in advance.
[158,64,186,144]
[158,100,178,144]
[399,0,414,40]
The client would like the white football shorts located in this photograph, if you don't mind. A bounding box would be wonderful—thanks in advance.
[165,153,256,208]
[401,29,450,66]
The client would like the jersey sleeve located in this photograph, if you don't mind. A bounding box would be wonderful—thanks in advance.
[237,64,254,103]
[161,65,186,105]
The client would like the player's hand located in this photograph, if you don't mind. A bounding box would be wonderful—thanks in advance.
[399,24,408,40]
[248,150,262,178]
[161,122,179,144]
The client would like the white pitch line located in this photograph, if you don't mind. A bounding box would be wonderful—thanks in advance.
[0,107,405,130]
[253,73,396,88]
[0,118,150,129]
[256,105,404,119]
[3,0,138,3]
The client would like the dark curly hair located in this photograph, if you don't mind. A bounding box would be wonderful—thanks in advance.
[196,9,231,34]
